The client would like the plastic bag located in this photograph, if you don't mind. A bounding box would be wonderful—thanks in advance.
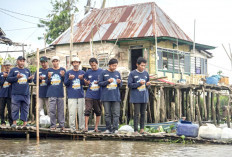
[40,115,50,128]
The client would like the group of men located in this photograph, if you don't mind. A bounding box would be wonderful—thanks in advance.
[0,55,150,134]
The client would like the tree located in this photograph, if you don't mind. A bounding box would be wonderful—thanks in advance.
[38,0,79,44]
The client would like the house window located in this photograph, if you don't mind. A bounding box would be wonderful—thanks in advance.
[157,48,190,74]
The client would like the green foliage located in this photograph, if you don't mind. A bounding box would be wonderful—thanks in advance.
[28,65,37,74]
[4,54,16,66]
[38,0,79,44]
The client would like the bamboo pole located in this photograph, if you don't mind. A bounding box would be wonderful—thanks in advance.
[189,88,193,121]
[122,87,129,123]
[175,88,179,118]
[211,92,216,125]
[186,89,190,121]
[30,85,34,122]
[36,48,40,141]
[70,14,74,67]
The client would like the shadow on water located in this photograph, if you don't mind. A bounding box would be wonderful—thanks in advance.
[0,138,231,157]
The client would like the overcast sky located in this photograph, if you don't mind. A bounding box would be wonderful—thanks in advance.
[1,0,232,78]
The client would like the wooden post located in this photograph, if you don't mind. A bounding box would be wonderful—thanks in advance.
[186,89,190,121]
[165,88,169,120]
[160,87,165,122]
[211,92,216,125]
[198,91,203,120]
[182,90,185,117]
[202,86,207,120]
[189,88,193,121]
[171,102,175,120]
[211,92,215,121]
[36,48,40,141]
[179,89,182,118]
[154,87,160,123]
[206,91,210,121]
[175,88,180,119]
[122,87,129,124]
[30,85,34,122]
[216,94,220,125]
[44,33,47,55]
[196,103,202,126]
[227,106,231,128]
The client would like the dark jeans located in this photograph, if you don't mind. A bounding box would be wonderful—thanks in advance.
[134,103,147,132]
[0,97,13,125]
[103,101,120,132]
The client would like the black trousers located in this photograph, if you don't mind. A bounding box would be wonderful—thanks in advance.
[134,103,147,132]
[0,97,13,125]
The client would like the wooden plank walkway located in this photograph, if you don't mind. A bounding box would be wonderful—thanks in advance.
[0,126,232,145]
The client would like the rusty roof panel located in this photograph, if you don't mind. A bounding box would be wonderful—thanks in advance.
[52,2,192,45]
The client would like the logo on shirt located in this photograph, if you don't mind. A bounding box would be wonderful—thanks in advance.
[88,75,92,79]
[137,79,146,91]
[3,81,10,88]
[72,78,81,90]
[18,74,27,84]
[90,80,100,91]
[51,74,61,85]
[107,78,117,90]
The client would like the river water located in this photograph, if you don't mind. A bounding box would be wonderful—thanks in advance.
[0,139,231,157]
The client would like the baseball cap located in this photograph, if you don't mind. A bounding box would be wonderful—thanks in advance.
[40,56,48,62]
[51,56,60,62]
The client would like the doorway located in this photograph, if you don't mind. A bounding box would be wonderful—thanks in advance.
[130,49,143,70]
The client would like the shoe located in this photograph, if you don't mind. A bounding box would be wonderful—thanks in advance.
[103,130,111,134]
[113,130,119,134]
[11,124,17,128]
[1,124,6,127]
[50,127,56,131]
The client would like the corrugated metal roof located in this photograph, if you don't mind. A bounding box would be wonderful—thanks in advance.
[52,2,192,45]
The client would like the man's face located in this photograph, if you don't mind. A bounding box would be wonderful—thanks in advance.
[4,65,11,71]
[109,63,118,71]
[52,59,59,68]
[41,61,48,69]
[137,62,146,72]
[90,62,98,70]
[72,61,80,69]
[17,60,25,68]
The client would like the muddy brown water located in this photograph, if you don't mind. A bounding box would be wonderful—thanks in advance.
[0,139,231,157]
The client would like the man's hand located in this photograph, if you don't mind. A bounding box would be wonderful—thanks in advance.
[108,78,114,83]
[94,81,98,84]
[60,70,65,77]
[17,72,23,79]
[28,75,34,80]
[146,81,151,86]
[39,75,45,80]
[48,72,53,79]
[78,74,84,80]
[116,79,121,84]
[140,80,145,85]
[69,73,75,80]
[3,72,8,78]
[84,79,91,85]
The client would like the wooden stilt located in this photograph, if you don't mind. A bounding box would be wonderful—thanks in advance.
[202,86,207,120]
[211,92,216,125]
[160,87,165,122]
[206,91,210,121]
[36,48,40,141]
[189,88,193,121]
[171,102,175,120]
[227,106,231,128]
[216,94,220,125]
[122,87,129,123]
[196,103,202,126]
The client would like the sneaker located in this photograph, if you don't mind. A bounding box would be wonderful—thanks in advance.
[113,130,119,134]
[11,124,17,128]
[103,130,111,134]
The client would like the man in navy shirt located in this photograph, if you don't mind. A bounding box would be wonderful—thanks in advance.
[99,58,122,134]
[0,61,13,126]
[33,56,49,117]
[64,57,85,131]
[46,56,66,130]
[7,56,33,128]
[128,57,150,134]
[84,58,103,132]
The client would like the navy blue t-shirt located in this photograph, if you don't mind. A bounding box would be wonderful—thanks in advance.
[46,67,66,98]
[99,70,122,102]
[64,69,85,99]
[33,68,49,98]
[84,68,103,100]
[7,67,32,96]
[0,72,12,98]
[128,70,150,103]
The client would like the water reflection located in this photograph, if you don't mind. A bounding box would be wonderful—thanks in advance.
[0,139,231,157]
